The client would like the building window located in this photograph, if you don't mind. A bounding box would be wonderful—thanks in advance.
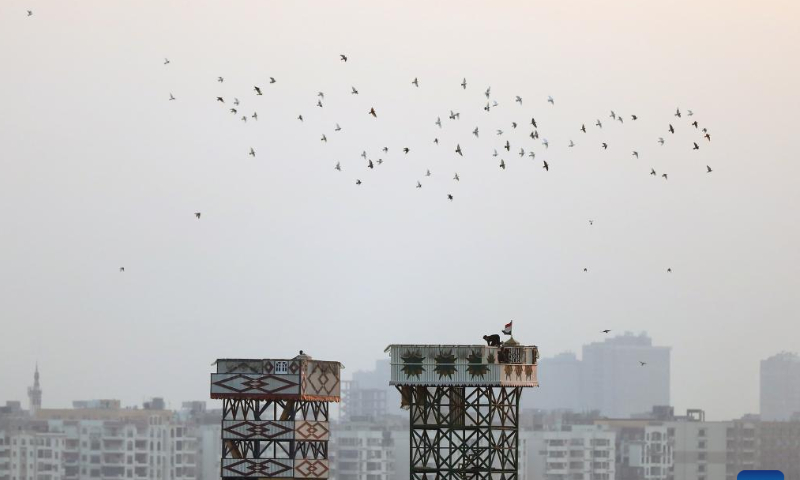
[275,361,289,374]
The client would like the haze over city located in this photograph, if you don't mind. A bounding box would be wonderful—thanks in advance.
[1,0,799,424]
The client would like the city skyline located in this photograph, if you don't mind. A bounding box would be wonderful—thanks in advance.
[2,0,800,425]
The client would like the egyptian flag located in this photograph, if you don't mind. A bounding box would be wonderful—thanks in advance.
[502,321,513,335]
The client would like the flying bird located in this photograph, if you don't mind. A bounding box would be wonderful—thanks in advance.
[434,138,439,144]
[493,149,498,157]
[542,160,549,171]
[351,86,359,95]
[321,134,327,142]
[688,110,694,116]
[632,151,639,159]
[455,144,463,156]
[542,139,549,149]
[241,116,247,123]
[194,212,201,219]
[707,165,713,173]
[519,148,526,157]
[249,148,255,157]
[602,143,608,150]
[119,267,124,272]
[515,96,522,104]
[584,268,588,272]
[675,108,682,118]
[356,179,361,185]
[531,118,538,128]
[403,147,410,154]
[254,86,262,95]
[496,129,504,136]
[233,98,240,106]
[216,97,224,103]
[169,93,175,101]
[705,133,711,141]
[436,117,442,128]
[631,115,638,120]
[382,147,388,153]
[668,124,675,134]
[610,111,616,120]
[230,108,237,114]
[425,169,431,177]
[163,58,169,65]
[416,181,422,188]
[369,107,377,117]
[662,173,668,180]
[217,77,223,83]
[412,77,419,87]
[450,111,461,120]
[547,96,554,105]
[658,137,665,146]
[448,194,454,201]
[340,54,348,62]
[318,92,325,99]
[472,127,479,137]
[361,151,367,159]
[569,140,575,148]
[596,120,602,128]
[461,78,467,89]
[485,87,491,98]
[504,140,510,151]
[484,102,491,112]
[335,123,341,131]
[317,100,323,108]
[297,115,304,122]
[581,124,586,133]
[453,173,460,181]
[335,162,341,171]
[639,361,647,366]
[499,159,506,169]
[252,112,258,121]
[589,220,594,226]
[269,77,276,84]
[528,151,536,159]
[368,159,374,169]
[667,268,672,273]
[693,142,700,150]
[602,329,611,334]
[650,168,657,176]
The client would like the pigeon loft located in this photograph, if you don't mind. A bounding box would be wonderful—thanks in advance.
[385,340,539,387]
[211,353,341,479]
[211,356,341,401]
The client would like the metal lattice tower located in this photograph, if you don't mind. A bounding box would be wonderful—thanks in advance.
[211,353,341,479]
[387,341,539,480]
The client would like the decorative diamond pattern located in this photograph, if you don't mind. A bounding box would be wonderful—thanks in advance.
[295,460,329,479]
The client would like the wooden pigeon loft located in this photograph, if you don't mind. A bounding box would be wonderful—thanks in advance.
[211,354,341,479]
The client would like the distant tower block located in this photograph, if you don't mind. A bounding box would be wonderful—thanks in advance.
[387,340,539,480]
[211,352,341,479]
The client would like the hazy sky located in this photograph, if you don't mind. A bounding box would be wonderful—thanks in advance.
[1,0,798,421]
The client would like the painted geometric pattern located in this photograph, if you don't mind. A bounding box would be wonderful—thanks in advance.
[222,420,294,441]
[211,373,300,397]
[216,360,264,374]
[295,421,330,441]
[304,362,340,398]
[222,459,294,478]
[294,460,330,479]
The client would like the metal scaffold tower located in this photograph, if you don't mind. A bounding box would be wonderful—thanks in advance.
[387,339,539,480]
[210,352,341,479]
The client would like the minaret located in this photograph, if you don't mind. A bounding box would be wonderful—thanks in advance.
[28,363,42,414]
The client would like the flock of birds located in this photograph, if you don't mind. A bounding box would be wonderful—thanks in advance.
[133,53,716,341]
[163,53,713,201]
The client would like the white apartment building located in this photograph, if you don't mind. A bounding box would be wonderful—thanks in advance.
[329,417,408,480]
[0,430,65,480]
[522,425,615,480]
